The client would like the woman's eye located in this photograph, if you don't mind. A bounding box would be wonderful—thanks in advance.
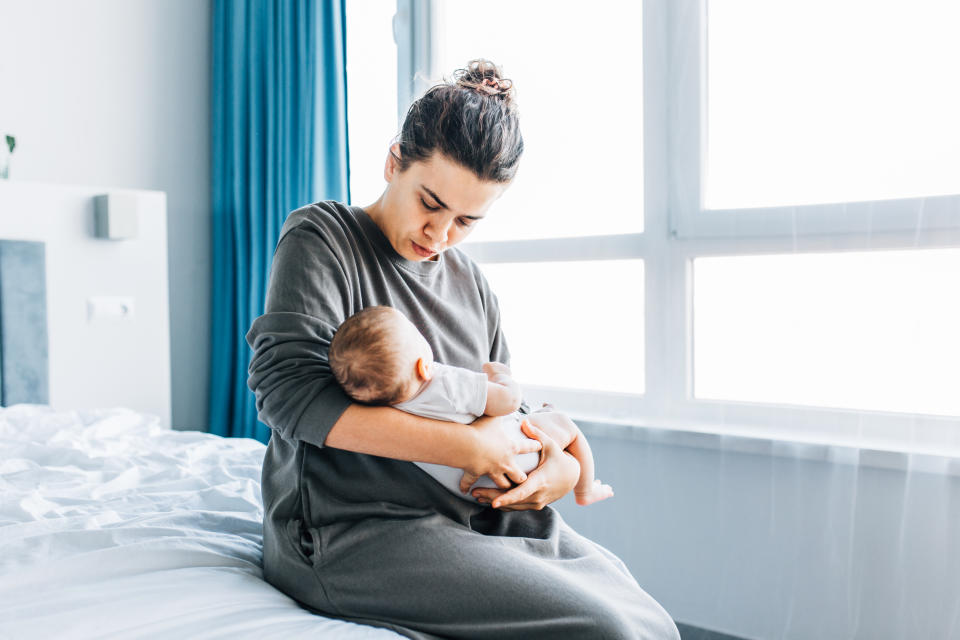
[456,218,473,228]
[420,198,440,211]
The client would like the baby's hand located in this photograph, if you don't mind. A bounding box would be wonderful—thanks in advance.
[482,362,513,380]
[482,362,522,416]
[574,479,614,506]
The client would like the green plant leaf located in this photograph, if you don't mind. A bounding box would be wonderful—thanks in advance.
[5,135,14,153]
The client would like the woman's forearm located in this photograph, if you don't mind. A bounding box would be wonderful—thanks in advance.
[326,405,542,488]
[325,403,477,467]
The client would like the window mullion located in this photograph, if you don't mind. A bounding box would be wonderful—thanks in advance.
[642,0,679,424]
[395,0,433,124]
[666,0,707,239]
[673,229,960,258]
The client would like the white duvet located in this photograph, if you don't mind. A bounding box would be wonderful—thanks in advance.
[0,405,400,639]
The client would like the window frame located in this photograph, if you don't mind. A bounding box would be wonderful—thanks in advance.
[400,0,960,455]
[668,0,960,240]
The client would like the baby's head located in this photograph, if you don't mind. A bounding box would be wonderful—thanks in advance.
[329,306,434,405]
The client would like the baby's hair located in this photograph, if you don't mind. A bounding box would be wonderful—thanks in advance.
[329,306,412,405]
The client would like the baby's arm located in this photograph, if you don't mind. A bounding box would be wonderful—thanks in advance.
[481,362,523,416]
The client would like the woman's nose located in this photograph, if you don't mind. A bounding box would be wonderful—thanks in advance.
[425,218,451,245]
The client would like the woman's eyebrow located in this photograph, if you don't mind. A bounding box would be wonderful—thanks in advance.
[420,185,485,220]
[420,185,450,210]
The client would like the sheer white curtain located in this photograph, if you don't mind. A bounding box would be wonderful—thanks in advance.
[557,427,960,640]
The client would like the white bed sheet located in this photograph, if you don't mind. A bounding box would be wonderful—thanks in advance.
[0,405,401,639]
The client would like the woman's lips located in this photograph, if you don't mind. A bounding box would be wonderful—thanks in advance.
[411,241,437,258]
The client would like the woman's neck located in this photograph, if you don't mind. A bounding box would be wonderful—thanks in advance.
[361,195,386,227]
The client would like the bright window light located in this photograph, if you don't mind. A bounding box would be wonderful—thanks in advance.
[693,249,960,416]
[480,260,645,394]
[706,0,960,209]
[433,0,644,241]
[345,0,398,205]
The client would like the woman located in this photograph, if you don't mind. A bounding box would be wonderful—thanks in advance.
[246,59,679,639]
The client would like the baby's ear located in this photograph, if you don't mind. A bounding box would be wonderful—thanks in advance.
[416,358,432,381]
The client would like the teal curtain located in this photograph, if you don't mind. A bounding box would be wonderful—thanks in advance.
[210,0,350,441]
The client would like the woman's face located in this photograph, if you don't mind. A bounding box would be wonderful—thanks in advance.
[369,144,508,261]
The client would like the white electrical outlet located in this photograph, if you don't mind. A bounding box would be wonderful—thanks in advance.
[87,296,136,320]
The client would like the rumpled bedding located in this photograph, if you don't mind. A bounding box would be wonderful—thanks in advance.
[0,405,400,639]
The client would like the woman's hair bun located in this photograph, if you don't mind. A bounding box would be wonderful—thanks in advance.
[396,57,523,183]
[452,59,515,104]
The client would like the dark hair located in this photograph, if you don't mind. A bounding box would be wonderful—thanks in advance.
[329,306,413,405]
[394,59,524,183]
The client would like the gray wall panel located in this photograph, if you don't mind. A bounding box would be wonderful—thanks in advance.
[0,240,49,405]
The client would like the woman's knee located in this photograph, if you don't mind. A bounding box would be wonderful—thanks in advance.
[587,591,680,640]
[634,601,681,640]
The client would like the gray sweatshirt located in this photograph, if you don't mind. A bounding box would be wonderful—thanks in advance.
[246,201,680,640]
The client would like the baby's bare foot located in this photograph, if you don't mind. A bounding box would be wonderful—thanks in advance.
[575,479,614,506]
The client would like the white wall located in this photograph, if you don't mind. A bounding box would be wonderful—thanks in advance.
[0,182,171,426]
[0,0,211,430]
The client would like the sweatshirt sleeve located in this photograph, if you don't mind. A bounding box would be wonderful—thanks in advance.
[487,296,510,367]
[245,223,354,449]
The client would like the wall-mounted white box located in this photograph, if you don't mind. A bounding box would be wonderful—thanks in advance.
[93,193,139,240]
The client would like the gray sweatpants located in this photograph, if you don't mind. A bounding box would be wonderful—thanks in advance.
[262,453,680,640]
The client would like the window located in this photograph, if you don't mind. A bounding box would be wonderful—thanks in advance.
[706,0,960,210]
[670,0,960,239]
[350,0,960,453]
[431,0,645,242]
[693,249,960,417]
[666,0,960,451]
[482,260,645,394]
[429,0,646,403]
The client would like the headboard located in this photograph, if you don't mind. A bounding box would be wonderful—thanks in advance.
[0,181,171,426]
[0,239,49,405]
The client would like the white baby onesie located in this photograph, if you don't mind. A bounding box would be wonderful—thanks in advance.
[393,362,541,503]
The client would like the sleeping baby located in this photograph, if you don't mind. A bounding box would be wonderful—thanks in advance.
[328,305,614,506]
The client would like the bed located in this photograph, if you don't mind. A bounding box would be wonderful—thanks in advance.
[0,190,403,638]
[0,405,399,639]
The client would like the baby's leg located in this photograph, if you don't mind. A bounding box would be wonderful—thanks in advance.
[524,412,577,449]
[564,430,614,506]
[525,412,613,506]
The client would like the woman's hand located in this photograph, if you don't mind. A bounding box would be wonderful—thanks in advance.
[460,415,542,493]
[471,416,580,511]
